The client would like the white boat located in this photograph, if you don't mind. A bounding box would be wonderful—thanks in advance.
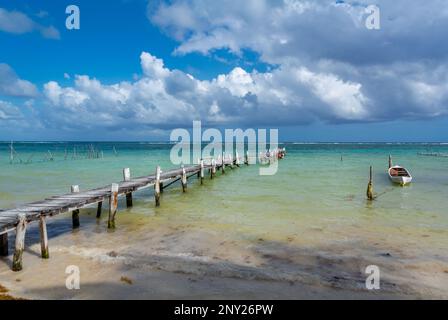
[388,165,412,186]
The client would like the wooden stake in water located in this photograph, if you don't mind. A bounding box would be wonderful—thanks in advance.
[71,185,80,229]
[367,166,374,201]
[388,155,393,169]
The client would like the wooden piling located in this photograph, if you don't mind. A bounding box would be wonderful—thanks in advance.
[123,168,133,208]
[221,153,225,174]
[155,166,161,207]
[367,166,374,201]
[181,166,187,192]
[108,183,119,229]
[0,233,8,256]
[39,215,49,259]
[96,201,103,218]
[388,155,393,169]
[71,185,80,229]
[211,159,216,179]
[200,159,204,185]
[12,214,27,272]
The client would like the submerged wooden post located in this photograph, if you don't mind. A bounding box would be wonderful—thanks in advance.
[221,153,225,174]
[96,201,103,218]
[0,233,8,257]
[123,168,133,208]
[12,214,27,272]
[181,165,187,192]
[155,166,161,207]
[200,159,204,185]
[108,183,119,229]
[39,215,49,259]
[367,166,374,201]
[388,155,393,169]
[211,159,216,179]
[71,185,80,229]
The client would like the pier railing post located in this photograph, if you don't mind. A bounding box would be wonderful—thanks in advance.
[181,165,187,192]
[12,214,27,272]
[39,215,49,259]
[0,233,8,257]
[123,168,133,208]
[155,166,161,207]
[108,183,119,229]
[71,185,80,229]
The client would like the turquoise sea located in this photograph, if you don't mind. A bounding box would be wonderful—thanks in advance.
[0,142,447,298]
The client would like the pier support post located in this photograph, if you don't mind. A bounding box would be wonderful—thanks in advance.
[108,183,119,229]
[181,166,187,192]
[211,159,216,179]
[71,185,80,229]
[155,166,161,207]
[12,214,27,272]
[367,166,374,201]
[96,201,103,218]
[39,215,49,259]
[123,168,133,208]
[0,233,8,256]
[200,159,204,185]
[221,153,225,174]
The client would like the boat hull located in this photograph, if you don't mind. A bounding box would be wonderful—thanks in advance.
[388,166,412,186]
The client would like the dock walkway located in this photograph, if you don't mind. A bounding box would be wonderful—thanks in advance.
[0,154,250,271]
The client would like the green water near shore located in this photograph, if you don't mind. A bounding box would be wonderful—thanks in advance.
[0,142,447,298]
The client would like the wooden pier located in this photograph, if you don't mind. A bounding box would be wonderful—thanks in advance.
[0,154,255,271]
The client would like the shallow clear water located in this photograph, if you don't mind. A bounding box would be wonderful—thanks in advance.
[1,142,447,298]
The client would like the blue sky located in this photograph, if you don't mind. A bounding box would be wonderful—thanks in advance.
[1,0,448,141]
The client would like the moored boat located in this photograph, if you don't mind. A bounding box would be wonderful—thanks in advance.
[388,165,412,186]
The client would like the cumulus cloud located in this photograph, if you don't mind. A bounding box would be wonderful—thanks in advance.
[0,8,60,39]
[0,100,23,121]
[0,63,38,98]
[40,52,383,132]
[144,0,448,125]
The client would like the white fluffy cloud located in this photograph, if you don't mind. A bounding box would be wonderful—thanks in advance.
[0,8,60,39]
[41,51,376,131]
[0,63,38,98]
[0,100,23,121]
